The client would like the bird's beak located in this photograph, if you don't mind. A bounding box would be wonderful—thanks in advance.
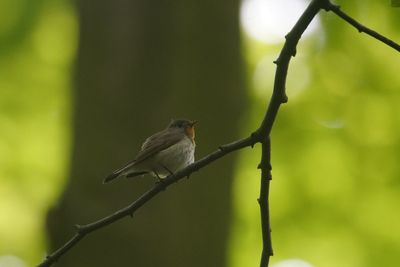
[190,120,198,127]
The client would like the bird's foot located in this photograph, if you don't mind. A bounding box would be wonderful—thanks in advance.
[161,164,174,176]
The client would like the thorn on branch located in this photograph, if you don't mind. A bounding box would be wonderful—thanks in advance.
[250,130,263,145]
[321,0,338,11]
[281,93,289,103]
[74,224,83,232]
[292,48,297,57]
[258,162,272,171]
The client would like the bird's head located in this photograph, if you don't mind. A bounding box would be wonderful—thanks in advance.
[169,119,197,139]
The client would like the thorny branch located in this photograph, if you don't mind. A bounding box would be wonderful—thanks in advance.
[323,1,400,53]
[38,0,400,266]
[258,137,273,267]
[38,136,257,267]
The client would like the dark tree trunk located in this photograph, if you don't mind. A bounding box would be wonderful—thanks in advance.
[47,0,247,266]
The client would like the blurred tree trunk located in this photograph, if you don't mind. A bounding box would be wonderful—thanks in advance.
[47,0,247,266]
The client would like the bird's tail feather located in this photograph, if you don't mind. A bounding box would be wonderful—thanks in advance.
[126,171,148,179]
[103,170,149,184]
[103,160,138,184]
[103,171,122,184]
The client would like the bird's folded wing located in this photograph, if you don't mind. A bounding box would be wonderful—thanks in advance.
[104,129,184,183]
[135,129,184,164]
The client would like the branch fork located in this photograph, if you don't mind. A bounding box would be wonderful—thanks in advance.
[38,1,399,266]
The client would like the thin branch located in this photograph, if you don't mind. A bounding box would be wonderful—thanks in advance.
[258,137,273,267]
[38,135,258,267]
[257,0,324,139]
[323,1,400,52]
[256,1,325,265]
[37,0,400,266]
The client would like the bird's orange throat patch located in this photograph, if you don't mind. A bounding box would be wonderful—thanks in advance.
[185,126,195,141]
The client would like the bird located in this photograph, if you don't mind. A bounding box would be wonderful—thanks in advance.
[103,119,197,184]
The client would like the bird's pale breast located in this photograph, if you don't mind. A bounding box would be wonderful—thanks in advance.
[130,136,194,178]
[157,136,194,169]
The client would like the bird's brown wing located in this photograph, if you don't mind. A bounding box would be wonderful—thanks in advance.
[135,128,184,164]
[103,129,183,183]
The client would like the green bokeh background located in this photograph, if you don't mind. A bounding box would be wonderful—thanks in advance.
[0,0,399,266]
[230,1,400,267]
[0,0,76,265]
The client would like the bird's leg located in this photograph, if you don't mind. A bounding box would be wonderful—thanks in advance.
[160,164,174,176]
[154,171,165,185]
[154,171,161,180]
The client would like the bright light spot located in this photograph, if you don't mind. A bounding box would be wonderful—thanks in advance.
[240,0,320,43]
[317,119,345,129]
[0,255,26,267]
[272,259,315,267]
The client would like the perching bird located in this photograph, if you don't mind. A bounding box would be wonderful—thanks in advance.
[103,119,196,184]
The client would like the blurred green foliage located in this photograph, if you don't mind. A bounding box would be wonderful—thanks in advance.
[1,0,399,266]
[229,1,400,267]
[0,0,76,265]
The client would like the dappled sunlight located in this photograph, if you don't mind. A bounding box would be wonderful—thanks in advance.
[240,0,321,44]
[0,255,27,267]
